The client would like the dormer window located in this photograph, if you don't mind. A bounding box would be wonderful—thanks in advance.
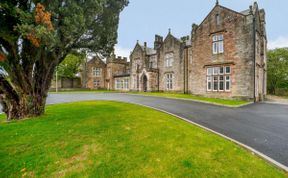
[216,14,220,25]
[212,34,224,54]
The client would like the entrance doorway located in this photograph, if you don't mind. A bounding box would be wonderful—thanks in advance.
[143,75,148,92]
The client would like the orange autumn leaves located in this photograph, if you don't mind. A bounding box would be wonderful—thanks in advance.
[26,3,54,47]
[35,3,53,31]
[0,53,6,62]
[26,33,41,47]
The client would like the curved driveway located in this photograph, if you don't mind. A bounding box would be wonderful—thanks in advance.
[47,93,288,167]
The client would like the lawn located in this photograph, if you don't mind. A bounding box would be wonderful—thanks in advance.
[0,101,286,177]
[131,92,250,106]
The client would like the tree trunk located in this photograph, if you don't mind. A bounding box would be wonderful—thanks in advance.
[0,54,56,121]
[1,94,47,121]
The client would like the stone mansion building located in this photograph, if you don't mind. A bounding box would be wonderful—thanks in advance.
[84,2,267,101]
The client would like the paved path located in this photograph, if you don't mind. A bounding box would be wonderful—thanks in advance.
[266,95,288,105]
[46,93,288,167]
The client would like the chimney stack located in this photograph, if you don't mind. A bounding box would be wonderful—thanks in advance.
[154,34,163,50]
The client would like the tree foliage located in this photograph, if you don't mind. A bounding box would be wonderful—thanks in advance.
[267,48,288,94]
[57,53,85,78]
[0,0,128,120]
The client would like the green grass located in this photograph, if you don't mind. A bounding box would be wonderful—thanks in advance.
[0,114,5,124]
[0,101,286,177]
[131,92,250,106]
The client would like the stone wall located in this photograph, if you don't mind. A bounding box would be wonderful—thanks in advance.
[50,77,81,89]
[106,55,129,90]
[190,5,258,100]
[158,33,184,92]
[84,55,130,90]
[81,2,267,101]
[86,57,106,89]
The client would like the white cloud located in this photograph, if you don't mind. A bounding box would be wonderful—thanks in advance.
[268,36,288,49]
[114,45,131,58]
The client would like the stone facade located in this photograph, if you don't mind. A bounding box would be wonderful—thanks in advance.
[86,57,106,89]
[85,2,267,101]
[190,2,267,101]
[106,54,130,90]
[84,55,130,90]
[129,42,159,92]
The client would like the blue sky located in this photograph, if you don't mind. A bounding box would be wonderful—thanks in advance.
[115,0,288,57]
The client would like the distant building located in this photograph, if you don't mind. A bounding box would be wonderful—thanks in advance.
[85,2,267,101]
[83,54,130,91]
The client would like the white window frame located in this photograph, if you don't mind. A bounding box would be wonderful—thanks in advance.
[213,76,218,91]
[212,34,224,54]
[219,66,224,75]
[92,67,102,77]
[225,66,231,74]
[207,68,213,75]
[213,67,220,75]
[116,79,121,90]
[93,79,100,88]
[166,73,173,90]
[124,79,129,89]
[207,66,231,92]
[207,76,212,91]
[225,75,231,91]
[115,78,129,90]
[165,53,174,67]
[219,75,224,91]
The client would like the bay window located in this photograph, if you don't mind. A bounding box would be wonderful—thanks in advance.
[115,78,129,90]
[207,66,231,92]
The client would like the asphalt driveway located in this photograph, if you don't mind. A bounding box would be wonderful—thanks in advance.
[2,93,288,168]
[45,93,288,167]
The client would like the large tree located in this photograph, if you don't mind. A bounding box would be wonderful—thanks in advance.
[57,53,85,79]
[267,48,288,94]
[0,0,128,120]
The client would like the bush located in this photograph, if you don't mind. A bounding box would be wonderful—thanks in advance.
[275,88,288,96]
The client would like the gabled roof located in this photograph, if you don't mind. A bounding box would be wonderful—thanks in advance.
[240,9,250,15]
[163,32,181,44]
[197,4,248,28]
[130,42,143,56]
[87,55,106,65]
[139,45,156,55]
[131,42,156,56]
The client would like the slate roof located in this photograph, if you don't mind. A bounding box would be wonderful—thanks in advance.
[240,9,250,15]
[140,45,157,55]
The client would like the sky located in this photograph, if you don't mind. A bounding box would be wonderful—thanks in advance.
[114,0,288,57]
